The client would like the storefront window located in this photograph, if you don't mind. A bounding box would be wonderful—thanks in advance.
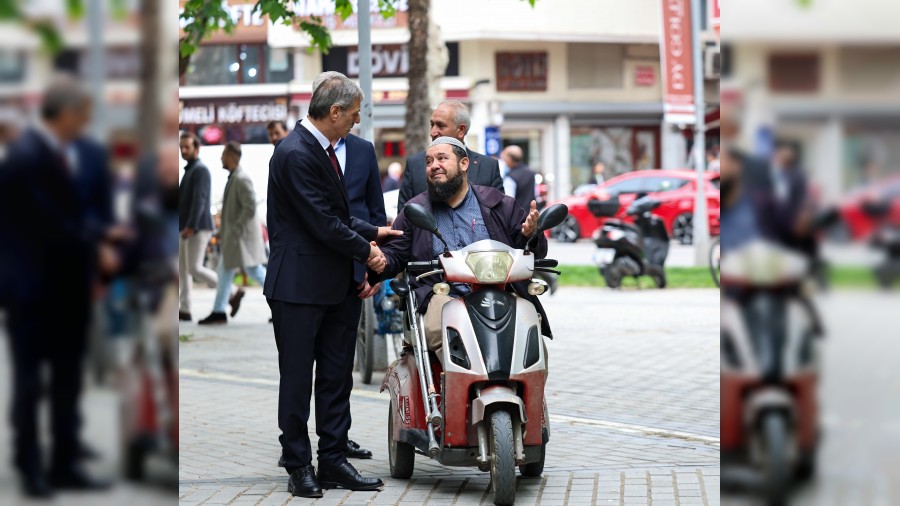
[183,44,292,86]
[570,126,659,186]
[0,51,26,83]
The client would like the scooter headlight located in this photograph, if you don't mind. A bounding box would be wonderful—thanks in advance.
[465,252,513,283]
[607,229,625,240]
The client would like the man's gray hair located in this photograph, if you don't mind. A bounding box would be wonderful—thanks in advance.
[40,74,91,120]
[308,71,363,120]
[438,100,470,134]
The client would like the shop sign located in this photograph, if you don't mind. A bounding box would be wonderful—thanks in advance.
[659,0,696,124]
[634,65,656,87]
[179,1,268,44]
[179,99,288,125]
[495,52,548,92]
[293,0,409,31]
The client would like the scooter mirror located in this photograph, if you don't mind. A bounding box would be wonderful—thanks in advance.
[404,203,439,233]
[537,204,569,232]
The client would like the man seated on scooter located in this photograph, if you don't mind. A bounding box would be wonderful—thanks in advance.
[367,136,552,361]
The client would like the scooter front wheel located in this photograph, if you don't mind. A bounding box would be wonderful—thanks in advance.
[388,403,415,479]
[761,412,790,506]
[489,410,517,505]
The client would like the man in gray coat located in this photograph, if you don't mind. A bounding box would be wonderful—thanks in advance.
[179,131,217,321]
[199,141,267,325]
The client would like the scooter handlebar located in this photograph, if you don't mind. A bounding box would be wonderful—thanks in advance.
[408,260,441,274]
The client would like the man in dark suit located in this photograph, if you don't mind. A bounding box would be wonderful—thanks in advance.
[0,76,113,498]
[397,100,503,208]
[264,71,398,498]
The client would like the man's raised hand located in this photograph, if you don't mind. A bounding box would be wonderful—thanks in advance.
[521,200,540,237]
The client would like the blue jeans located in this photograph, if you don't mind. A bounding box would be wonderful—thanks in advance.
[213,262,267,313]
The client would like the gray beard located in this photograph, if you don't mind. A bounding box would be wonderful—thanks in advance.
[427,169,465,203]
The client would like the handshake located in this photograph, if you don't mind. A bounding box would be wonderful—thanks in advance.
[367,226,402,274]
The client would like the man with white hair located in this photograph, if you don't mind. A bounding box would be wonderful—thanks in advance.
[397,101,503,208]
[382,161,402,192]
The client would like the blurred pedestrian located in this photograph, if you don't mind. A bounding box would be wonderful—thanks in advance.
[500,145,537,213]
[381,162,402,192]
[0,75,113,497]
[397,101,502,208]
[178,131,217,322]
[706,145,720,172]
[589,162,606,185]
[199,141,267,325]
[268,120,289,147]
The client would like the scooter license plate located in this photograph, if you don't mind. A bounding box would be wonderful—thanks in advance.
[593,248,615,265]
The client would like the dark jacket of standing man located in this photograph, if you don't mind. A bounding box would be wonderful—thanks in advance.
[341,133,387,284]
[0,76,113,498]
[397,100,502,209]
[500,144,537,213]
[263,71,397,498]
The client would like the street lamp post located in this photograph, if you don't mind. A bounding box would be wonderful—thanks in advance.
[358,0,374,143]
[690,0,710,266]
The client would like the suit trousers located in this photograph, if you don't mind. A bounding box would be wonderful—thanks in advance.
[269,288,362,470]
[5,296,89,474]
[178,231,217,313]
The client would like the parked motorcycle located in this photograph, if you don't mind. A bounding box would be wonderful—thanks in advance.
[720,240,821,506]
[381,203,567,506]
[862,198,900,289]
[587,194,669,288]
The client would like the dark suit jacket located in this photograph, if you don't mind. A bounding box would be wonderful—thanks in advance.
[178,158,214,231]
[342,134,387,283]
[381,176,400,192]
[0,128,92,304]
[507,164,537,213]
[398,148,502,208]
[263,121,377,305]
[73,137,114,246]
[371,185,552,337]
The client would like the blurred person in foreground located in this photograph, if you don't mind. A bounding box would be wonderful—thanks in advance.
[0,75,115,497]
[178,131,218,322]
[198,141,267,325]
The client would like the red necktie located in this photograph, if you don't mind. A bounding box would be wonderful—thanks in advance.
[326,145,341,179]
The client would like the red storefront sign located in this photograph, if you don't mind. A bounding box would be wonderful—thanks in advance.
[659,0,696,124]
[634,65,656,87]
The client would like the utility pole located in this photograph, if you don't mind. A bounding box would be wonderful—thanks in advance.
[690,0,710,266]
[357,0,374,143]
[87,0,107,141]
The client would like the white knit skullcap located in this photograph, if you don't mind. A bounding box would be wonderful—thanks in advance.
[429,136,467,151]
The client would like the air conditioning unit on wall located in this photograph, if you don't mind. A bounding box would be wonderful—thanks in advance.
[704,48,720,80]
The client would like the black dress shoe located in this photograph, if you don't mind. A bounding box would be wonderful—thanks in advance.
[229,288,245,317]
[198,312,227,325]
[344,439,372,459]
[317,461,383,491]
[179,311,192,321]
[287,464,322,498]
[49,465,111,490]
[20,472,54,498]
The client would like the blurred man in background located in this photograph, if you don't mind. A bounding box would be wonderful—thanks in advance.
[381,162,402,192]
[178,131,218,322]
[268,120,289,147]
[0,75,114,498]
[589,161,606,185]
[500,144,537,213]
[198,141,268,325]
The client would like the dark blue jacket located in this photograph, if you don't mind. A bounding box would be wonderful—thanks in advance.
[343,134,387,283]
[263,122,377,305]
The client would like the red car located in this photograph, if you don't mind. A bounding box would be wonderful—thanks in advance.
[836,176,900,241]
[549,169,721,244]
